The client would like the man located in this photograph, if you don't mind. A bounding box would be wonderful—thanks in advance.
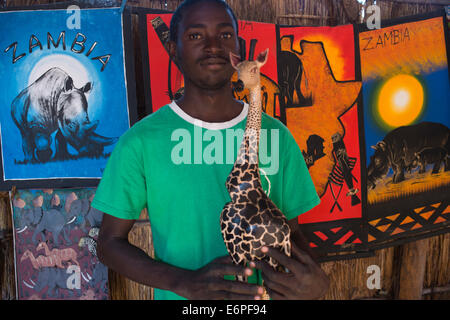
[92,0,329,300]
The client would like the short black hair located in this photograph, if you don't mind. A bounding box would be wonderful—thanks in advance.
[169,0,239,43]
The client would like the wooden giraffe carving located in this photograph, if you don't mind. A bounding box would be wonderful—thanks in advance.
[220,49,292,297]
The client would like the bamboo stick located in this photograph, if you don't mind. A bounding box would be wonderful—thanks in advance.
[276,14,333,20]
[422,283,450,295]
[0,193,15,300]
[0,0,448,301]
[379,0,449,5]
[396,239,429,299]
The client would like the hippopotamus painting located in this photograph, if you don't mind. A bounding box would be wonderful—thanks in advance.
[367,121,450,189]
[11,67,117,163]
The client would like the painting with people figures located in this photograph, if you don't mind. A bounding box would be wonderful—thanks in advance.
[278,24,366,257]
[139,9,368,259]
[139,8,450,258]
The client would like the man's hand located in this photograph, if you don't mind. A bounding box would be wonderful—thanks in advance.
[253,243,329,300]
[175,256,265,300]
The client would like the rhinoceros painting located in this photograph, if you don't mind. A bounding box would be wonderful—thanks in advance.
[11,67,117,164]
[367,122,450,190]
[0,7,136,189]
[359,14,450,249]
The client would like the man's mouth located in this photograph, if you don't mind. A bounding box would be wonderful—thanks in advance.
[200,57,229,69]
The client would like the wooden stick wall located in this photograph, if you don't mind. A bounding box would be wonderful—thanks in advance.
[0,0,449,300]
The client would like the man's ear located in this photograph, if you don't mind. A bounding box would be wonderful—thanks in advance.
[165,40,177,63]
[229,52,241,70]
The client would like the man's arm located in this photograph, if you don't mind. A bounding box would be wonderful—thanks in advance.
[97,214,182,292]
[97,213,264,300]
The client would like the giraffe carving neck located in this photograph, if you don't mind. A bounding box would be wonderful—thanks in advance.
[239,85,261,164]
[225,85,262,197]
[246,85,262,132]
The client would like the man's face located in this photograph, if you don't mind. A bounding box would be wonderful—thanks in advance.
[171,2,240,91]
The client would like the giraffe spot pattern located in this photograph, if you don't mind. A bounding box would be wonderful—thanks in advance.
[220,59,291,274]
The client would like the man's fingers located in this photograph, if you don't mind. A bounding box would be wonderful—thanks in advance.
[210,263,253,278]
[212,279,263,297]
[209,255,251,277]
[211,291,261,300]
[254,257,305,299]
[265,286,286,300]
[254,259,288,284]
[261,273,293,296]
[291,242,315,265]
[262,246,295,269]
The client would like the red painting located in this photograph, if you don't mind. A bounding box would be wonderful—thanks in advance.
[141,11,366,257]
[145,13,280,118]
[278,25,364,251]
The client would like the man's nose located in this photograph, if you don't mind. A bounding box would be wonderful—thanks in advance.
[204,35,223,53]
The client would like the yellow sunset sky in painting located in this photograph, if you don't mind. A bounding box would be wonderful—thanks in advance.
[359,17,447,79]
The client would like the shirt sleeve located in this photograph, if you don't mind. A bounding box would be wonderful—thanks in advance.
[280,127,321,221]
[91,130,147,220]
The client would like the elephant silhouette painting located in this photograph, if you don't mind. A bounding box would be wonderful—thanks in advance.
[12,188,108,300]
[11,67,117,164]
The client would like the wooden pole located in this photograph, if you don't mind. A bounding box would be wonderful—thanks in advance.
[379,0,450,5]
[0,192,15,300]
[396,239,429,300]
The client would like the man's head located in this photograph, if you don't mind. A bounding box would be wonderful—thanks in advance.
[169,0,239,43]
[167,0,241,91]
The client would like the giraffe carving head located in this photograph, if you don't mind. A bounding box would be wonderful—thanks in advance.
[230,49,269,91]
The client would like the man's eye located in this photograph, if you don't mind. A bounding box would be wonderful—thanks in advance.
[189,33,202,40]
[221,32,233,39]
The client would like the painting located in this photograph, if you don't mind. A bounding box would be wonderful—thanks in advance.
[278,24,367,258]
[140,9,369,259]
[358,12,450,248]
[11,187,108,300]
[0,6,137,190]
[140,11,280,118]
[139,8,450,258]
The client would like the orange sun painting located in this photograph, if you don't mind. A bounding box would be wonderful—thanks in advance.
[376,74,425,129]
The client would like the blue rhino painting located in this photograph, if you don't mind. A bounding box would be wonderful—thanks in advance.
[11,67,117,164]
[0,7,136,189]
